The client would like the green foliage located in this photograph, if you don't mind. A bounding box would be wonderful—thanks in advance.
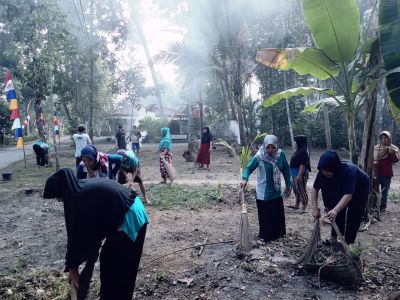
[256,48,340,80]
[349,242,364,259]
[378,0,400,124]
[138,117,168,143]
[263,87,336,108]
[147,184,221,209]
[303,0,360,62]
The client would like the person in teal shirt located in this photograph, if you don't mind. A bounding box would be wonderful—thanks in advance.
[241,135,292,243]
[33,141,52,167]
[43,168,149,299]
[117,149,150,204]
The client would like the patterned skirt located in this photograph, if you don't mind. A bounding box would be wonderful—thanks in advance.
[160,151,173,179]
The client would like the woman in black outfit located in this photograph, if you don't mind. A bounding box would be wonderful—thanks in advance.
[43,168,149,299]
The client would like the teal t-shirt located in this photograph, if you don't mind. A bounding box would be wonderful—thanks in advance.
[120,196,149,242]
[122,150,140,169]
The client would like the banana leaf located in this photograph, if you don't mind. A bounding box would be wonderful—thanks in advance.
[263,87,335,108]
[379,0,400,112]
[256,48,339,80]
[303,0,360,63]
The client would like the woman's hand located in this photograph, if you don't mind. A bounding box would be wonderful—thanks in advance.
[311,207,321,219]
[69,268,80,289]
[326,209,338,222]
[283,187,292,198]
[241,180,248,192]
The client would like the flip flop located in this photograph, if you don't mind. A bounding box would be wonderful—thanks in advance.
[287,205,300,209]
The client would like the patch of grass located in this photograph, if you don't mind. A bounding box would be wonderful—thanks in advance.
[349,242,364,259]
[11,257,28,274]
[147,184,221,209]
[388,191,400,202]
[0,270,69,300]
[150,271,170,283]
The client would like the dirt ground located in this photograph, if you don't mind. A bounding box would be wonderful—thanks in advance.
[0,140,400,299]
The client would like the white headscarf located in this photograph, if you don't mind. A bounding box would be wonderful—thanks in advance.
[255,135,281,191]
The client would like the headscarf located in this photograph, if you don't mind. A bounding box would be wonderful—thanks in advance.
[159,127,172,150]
[374,131,400,161]
[291,135,311,172]
[317,150,342,174]
[43,168,135,270]
[80,145,109,177]
[201,126,213,144]
[255,135,282,191]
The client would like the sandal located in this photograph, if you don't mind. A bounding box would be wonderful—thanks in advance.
[287,205,300,209]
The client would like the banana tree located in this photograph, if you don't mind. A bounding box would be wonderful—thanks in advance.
[256,0,375,160]
[379,0,400,126]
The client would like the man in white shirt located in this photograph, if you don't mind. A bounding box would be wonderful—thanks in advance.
[72,124,92,167]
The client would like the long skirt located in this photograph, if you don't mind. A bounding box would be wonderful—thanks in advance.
[100,225,147,300]
[196,143,211,165]
[323,182,369,244]
[256,197,286,242]
[160,151,172,180]
[292,174,309,206]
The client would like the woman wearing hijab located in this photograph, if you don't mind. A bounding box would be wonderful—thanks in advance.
[311,150,369,244]
[241,135,292,243]
[159,127,173,184]
[43,168,149,299]
[196,126,214,169]
[373,131,400,212]
[288,135,311,212]
[77,145,122,180]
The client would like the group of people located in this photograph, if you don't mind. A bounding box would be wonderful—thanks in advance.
[39,125,398,298]
[242,131,398,246]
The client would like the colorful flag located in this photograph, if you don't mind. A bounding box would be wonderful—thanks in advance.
[54,112,60,141]
[3,70,24,148]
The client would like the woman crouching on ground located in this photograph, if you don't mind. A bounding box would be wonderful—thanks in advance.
[241,135,292,243]
[43,168,148,299]
[311,150,369,244]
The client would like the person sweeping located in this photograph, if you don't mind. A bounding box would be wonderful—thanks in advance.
[311,150,369,244]
[241,135,292,243]
[43,168,149,300]
[117,149,150,204]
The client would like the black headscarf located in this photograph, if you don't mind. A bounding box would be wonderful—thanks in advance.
[290,135,311,172]
[317,150,342,174]
[43,168,135,271]
[201,126,213,144]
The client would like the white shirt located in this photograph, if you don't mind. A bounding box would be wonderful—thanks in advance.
[72,133,92,157]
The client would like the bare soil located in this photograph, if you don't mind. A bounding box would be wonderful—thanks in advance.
[0,141,399,299]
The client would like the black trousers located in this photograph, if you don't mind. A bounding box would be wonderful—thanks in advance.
[324,184,369,244]
[100,225,146,300]
[33,144,46,166]
[256,197,286,242]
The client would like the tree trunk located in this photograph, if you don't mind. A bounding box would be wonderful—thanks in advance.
[283,73,295,150]
[133,19,164,117]
[49,73,60,170]
[235,94,247,145]
[323,108,332,149]
[187,99,196,152]
[346,111,356,162]
[88,0,95,140]
[33,57,45,139]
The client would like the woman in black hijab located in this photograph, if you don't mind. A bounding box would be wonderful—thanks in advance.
[43,168,149,299]
[288,135,311,212]
[196,126,214,169]
[311,151,369,244]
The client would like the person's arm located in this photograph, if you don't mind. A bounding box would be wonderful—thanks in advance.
[86,134,92,144]
[388,149,400,163]
[76,165,87,179]
[241,156,259,189]
[108,154,122,179]
[311,187,321,219]
[326,194,352,221]
[280,151,292,197]
[296,164,306,184]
